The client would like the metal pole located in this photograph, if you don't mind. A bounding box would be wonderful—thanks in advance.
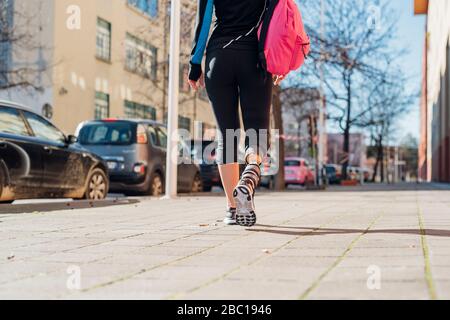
[165,0,181,199]
[317,0,326,186]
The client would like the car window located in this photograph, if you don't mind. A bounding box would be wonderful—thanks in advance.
[78,122,135,145]
[156,127,167,149]
[326,166,336,174]
[147,126,158,146]
[0,107,29,136]
[285,160,301,167]
[23,111,66,143]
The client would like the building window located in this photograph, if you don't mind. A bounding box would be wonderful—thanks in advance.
[124,100,156,120]
[95,92,110,119]
[125,33,157,80]
[96,18,111,61]
[128,0,158,18]
[0,0,13,86]
[179,116,191,132]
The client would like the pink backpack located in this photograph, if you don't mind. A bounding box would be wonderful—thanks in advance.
[258,0,311,77]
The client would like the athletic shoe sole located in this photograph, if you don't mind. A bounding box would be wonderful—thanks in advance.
[233,185,256,227]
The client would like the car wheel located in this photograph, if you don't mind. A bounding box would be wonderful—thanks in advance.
[85,168,109,200]
[149,172,164,197]
[191,173,203,193]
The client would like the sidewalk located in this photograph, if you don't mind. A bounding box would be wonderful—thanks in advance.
[1,183,450,300]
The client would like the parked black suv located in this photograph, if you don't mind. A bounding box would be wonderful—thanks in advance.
[76,119,203,196]
[0,101,109,203]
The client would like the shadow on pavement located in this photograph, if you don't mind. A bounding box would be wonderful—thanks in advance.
[250,224,450,238]
[0,198,140,215]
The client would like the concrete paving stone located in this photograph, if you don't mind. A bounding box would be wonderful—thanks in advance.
[183,279,307,300]
[306,279,430,300]
[0,249,51,263]
[174,256,254,269]
[134,245,211,257]
[0,261,70,285]
[272,248,343,258]
[257,256,338,268]
[338,256,425,268]
[0,273,71,300]
[428,255,450,267]
[27,251,114,264]
[430,266,450,280]
[324,266,426,282]
[346,247,423,258]
[225,265,327,284]
[133,265,230,281]
[77,278,209,300]
[167,238,231,248]
[92,253,179,269]
[435,279,450,299]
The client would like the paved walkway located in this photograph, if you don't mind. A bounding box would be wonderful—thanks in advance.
[1,183,450,300]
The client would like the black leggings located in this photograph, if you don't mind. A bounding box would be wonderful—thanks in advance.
[205,48,273,165]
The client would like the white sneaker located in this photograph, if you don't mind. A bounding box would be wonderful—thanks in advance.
[233,185,257,227]
[223,207,237,225]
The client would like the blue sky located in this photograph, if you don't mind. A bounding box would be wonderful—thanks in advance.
[389,0,426,143]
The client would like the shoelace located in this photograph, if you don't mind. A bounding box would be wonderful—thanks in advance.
[239,164,262,195]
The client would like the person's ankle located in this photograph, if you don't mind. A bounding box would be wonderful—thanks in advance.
[246,154,262,165]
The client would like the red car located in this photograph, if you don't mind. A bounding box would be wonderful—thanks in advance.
[285,157,315,187]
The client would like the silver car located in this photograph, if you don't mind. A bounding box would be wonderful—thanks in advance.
[76,119,203,196]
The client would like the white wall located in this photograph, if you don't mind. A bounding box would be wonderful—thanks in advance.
[426,0,450,181]
[0,0,54,115]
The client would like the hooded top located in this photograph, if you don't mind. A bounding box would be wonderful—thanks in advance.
[189,0,270,81]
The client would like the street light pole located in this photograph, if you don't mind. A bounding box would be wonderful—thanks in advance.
[317,0,326,186]
[165,0,181,199]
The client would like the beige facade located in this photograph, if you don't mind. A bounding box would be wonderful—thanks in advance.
[1,0,216,135]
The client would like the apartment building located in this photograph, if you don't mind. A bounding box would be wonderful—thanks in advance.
[281,88,327,161]
[0,0,216,136]
[415,0,450,182]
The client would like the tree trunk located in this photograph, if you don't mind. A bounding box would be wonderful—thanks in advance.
[342,76,352,180]
[298,123,302,157]
[372,137,383,182]
[272,86,285,191]
[380,144,385,183]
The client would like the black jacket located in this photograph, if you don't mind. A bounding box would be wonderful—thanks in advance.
[189,0,278,81]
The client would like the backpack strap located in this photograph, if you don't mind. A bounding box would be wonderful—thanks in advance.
[223,0,268,49]
[258,0,279,72]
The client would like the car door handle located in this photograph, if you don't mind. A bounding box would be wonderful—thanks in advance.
[43,146,54,154]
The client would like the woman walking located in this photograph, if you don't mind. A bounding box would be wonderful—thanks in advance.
[188,0,284,227]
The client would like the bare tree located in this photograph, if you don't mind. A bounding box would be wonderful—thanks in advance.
[354,69,416,182]
[299,0,407,179]
[0,0,49,91]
